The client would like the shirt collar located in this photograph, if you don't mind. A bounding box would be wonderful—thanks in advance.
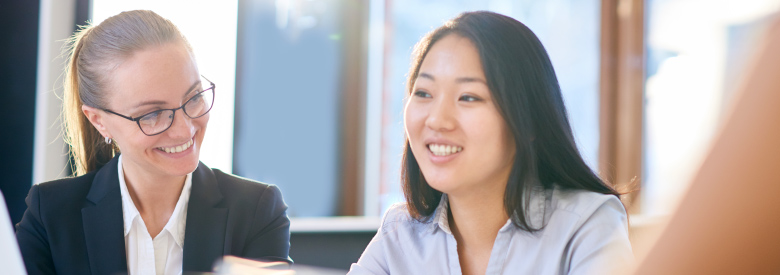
[117,155,193,247]
[430,185,549,235]
[118,155,138,236]
[430,194,451,234]
[165,173,192,247]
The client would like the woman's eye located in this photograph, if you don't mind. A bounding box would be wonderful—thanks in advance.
[140,110,162,122]
[413,91,431,98]
[459,94,482,102]
[190,93,204,103]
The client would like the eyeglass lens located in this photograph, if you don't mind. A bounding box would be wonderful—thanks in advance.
[137,83,214,135]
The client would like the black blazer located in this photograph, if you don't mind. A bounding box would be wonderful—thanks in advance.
[15,156,291,275]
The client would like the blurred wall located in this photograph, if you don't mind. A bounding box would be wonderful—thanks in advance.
[0,0,39,225]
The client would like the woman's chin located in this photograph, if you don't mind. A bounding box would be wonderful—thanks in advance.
[160,162,199,177]
[151,153,200,176]
[425,178,458,194]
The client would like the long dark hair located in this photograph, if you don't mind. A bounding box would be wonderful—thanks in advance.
[401,11,620,231]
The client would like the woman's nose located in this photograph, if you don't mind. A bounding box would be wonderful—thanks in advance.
[424,98,457,132]
[166,109,195,138]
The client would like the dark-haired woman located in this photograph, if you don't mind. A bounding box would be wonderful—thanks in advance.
[16,10,291,275]
[350,11,632,275]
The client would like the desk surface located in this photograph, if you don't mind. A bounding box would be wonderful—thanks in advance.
[290,216,380,233]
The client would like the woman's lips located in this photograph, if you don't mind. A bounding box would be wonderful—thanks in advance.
[157,138,194,154]
[427,143,463,156]
[426,143,463,164]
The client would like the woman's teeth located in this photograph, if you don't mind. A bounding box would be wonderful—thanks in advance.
[428,144,463,156]
[159,139,193,154]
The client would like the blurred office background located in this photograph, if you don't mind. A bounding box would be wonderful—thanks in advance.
[2,0,779,271]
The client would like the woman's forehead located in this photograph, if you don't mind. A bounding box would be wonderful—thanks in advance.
[419,35,485,79]
[105,43,199,110]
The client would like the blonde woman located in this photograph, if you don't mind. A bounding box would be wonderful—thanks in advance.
[16,10,291,274]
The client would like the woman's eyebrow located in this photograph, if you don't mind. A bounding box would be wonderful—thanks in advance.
[133,100,166,109]
[182,80,202,98]
[418,73,485,84]
[132,81,202,109]
[418,72,435,80]
[455,77,487,84]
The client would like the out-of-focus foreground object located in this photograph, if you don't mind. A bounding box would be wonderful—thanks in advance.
[213,256,293,275]
[634,14,780,275]
[0,190,27,275]
[212,255,345,275]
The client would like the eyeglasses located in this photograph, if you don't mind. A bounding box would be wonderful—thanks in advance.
[102,76,215,136]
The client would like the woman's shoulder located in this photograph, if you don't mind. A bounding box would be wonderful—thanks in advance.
[210,168,280,195]
[548,186,626,223]
[208,168,286,210]
[380,203,414,226]
[376,202,433,238]
[19,171,101,227]
[32,171,98,202]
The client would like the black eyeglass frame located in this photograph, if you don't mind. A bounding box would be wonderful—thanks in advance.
[101,76,216,136]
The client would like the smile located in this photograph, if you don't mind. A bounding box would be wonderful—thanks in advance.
[157,139,194,154]
[428,143,463,156]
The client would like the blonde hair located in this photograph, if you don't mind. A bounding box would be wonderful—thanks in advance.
[63,10,193,176]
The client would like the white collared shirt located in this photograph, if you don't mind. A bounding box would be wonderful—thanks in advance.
[118,155,192,275]
[350,186,634,275]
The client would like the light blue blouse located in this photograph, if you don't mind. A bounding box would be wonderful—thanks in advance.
[349,186,633,275]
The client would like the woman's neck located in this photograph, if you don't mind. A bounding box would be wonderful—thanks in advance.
[121,159,186,237]
[447,186,509,275]
[448,189,509,245]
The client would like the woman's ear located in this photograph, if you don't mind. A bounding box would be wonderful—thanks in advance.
[82,105,111,139]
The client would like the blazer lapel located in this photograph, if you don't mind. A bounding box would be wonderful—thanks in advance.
[81,156,128,275]
[182,162,229,272]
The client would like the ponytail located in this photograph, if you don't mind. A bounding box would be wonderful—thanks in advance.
[63,26,116,176]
